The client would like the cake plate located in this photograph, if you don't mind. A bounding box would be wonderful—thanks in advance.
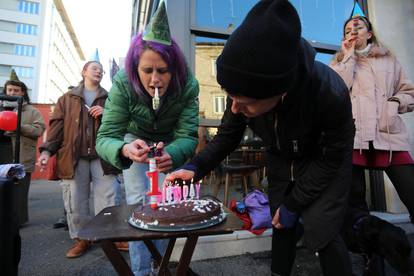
[128,211,227,232]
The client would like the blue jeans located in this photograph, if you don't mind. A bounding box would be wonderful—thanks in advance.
[123,135,168,276]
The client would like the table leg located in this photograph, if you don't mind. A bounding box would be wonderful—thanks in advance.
[176,235,198,275]
[144,239,174,276]
[158,238,176,276]
[100,240,133,276]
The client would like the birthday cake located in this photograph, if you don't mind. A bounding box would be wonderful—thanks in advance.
[129,199,226,231]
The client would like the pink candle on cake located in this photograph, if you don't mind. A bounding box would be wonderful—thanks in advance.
[166,184,172,204]
[161,182,166,204]
[174,185,180,203]
[189,181,195,199]
[177,185,182,202]
[183,183,189,200]
[196,181,201,200]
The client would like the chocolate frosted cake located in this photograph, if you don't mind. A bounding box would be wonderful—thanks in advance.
[129,199,225,231]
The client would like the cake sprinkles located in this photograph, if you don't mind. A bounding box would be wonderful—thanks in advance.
[129,198,225,231]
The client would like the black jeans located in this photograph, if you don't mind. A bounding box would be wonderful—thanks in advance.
[346,164,414,226]
[271,226,352,276]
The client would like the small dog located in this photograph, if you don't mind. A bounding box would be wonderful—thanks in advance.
[343,215,413,275]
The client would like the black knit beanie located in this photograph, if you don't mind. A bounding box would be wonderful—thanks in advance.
[216,0,301,99]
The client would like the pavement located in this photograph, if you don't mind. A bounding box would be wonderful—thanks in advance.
[17,180,414,276]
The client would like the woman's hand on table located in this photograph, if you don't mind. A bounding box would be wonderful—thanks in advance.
[121,139,150,163]
[166,169,195,182]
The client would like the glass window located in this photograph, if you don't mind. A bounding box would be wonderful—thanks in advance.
[13,66,34,78]
[211,58,216,76]
[19,1,40,14]
[18,0,24,12]
[16,23,37,35]
[316,53,334,65]
[0,42,15,55]
[195,0,258,30]
[0,65,12,76]
[195,38,226,120]
[214,96,225,114]
[290,0,354,45]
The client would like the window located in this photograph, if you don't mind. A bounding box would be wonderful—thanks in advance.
[214,96,225,114]
[290,0,354,45]
[195,0,258,30]
[19,0,40,14]
[14,44,36,57]
[211,58,216,76]
[16,23,37,35]
[13,66,34,78]
[0,42,15,55]
[316,53,334,65]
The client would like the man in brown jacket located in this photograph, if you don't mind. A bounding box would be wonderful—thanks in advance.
[37,61,124,258]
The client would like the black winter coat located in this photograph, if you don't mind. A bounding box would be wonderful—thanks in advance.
[190,39,355,251]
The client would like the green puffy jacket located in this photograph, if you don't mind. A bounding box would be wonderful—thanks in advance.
[96,69,199,170]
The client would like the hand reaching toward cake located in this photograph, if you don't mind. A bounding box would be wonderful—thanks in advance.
[166,169,195,182]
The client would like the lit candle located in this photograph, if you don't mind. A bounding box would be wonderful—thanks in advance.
[161,182,166,204]
[176,185,182,202]
[196,181,201,200]
[183,183,189,201]
[189,180,195,199]
[173,185,180,203]
[166,184,172,204]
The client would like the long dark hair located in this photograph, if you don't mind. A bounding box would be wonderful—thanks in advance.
[125,33,188,96]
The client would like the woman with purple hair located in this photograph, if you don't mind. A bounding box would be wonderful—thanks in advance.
[96,3,199,274]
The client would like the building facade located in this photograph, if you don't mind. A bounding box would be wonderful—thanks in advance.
[0,0,84,103]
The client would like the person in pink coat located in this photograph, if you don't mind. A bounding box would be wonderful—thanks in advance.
[331,15,414,274]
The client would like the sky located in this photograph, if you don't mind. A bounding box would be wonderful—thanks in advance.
[62,0,132,90]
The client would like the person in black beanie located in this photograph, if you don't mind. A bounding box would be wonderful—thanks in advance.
[167,0,354,275]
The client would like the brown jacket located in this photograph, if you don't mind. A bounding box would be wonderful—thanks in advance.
[39,84,119,179]
[9,103,45,172]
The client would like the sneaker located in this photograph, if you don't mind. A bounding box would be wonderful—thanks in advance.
[115,241,129,252]
[53,217,67,229]
[66,239,91,258]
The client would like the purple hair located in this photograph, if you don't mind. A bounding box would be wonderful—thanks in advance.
[125,33,188,96]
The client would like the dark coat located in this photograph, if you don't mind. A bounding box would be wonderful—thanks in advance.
[190,39,355,251]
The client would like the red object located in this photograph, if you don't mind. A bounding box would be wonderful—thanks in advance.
[229,200,267,235]
[31,104,54,180]
[0,111,18,131]
[353,149,414,168]
[146,170,161,209]
[47,155,60,180]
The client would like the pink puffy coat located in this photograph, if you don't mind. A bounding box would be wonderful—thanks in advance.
[330,44,414,152]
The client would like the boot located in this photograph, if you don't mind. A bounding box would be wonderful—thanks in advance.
[66,239,91,258]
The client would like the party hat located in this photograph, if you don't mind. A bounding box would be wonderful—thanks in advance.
[143,1,171,45]
[351,2,366,18]
[90,48,100,63]
[9,69,20,81]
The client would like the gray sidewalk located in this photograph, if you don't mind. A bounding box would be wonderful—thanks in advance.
[18,180,412,275]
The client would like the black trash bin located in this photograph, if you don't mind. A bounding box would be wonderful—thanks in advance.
[0,95,23,276]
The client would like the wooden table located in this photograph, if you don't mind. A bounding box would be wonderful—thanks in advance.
[78,204,243,276]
